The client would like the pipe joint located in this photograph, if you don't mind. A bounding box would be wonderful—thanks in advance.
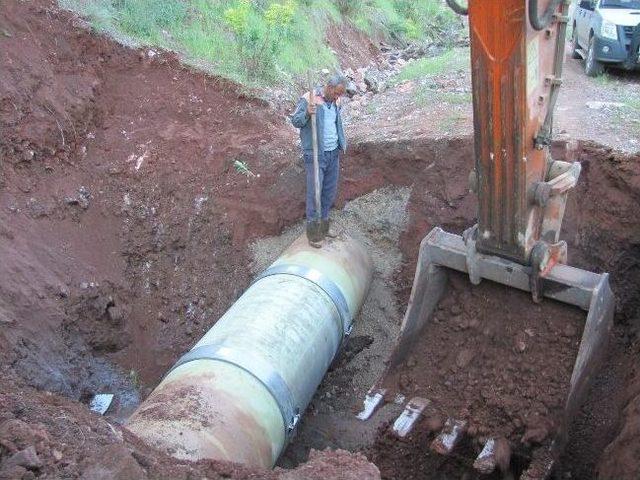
[255,263,353,337]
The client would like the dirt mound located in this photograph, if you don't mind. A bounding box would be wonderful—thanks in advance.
[364,141,640,479]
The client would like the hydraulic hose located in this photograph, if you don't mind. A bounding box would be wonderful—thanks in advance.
[445,0,468,15]
[529,0,563,31]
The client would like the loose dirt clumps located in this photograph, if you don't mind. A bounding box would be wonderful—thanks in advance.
[384,275,584,444]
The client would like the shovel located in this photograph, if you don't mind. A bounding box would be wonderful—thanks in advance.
[306,74,323,245]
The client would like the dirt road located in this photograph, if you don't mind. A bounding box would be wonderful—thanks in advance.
[345,47,640,153]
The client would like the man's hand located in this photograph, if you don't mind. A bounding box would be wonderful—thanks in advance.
[307,98,316,115]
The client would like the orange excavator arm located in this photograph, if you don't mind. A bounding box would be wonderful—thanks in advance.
[357,2,615,477]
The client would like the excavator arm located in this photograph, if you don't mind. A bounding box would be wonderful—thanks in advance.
[357,1,615,477]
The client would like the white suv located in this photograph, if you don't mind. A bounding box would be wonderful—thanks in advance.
[571,0,640,76]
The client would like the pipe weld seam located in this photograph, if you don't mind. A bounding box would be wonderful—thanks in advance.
[254,264,352,336]
[169,344,300,437]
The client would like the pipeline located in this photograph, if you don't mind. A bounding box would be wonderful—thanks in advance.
[126,233,373,469]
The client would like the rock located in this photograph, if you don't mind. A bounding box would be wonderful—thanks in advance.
[0,464,27,480]
[345,80,358,98]
[363,68,387,94]
[81,444,147,480]
[399,373,412,391]
[4,446,43,470]
[65,186,90,209]
[406,356,417,368]
[52,449,63,462]
[562,323,578,337]
[0,311,14,324]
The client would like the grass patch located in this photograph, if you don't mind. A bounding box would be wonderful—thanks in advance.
[59,0,464,87]
[393,47,470,84]
[342,0,460,45]
[415,88,471,107]
[439,112,466,131]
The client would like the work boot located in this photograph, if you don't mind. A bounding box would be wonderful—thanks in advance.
[308,238,323,249]
[323,219,339,238]
[306,223,324,248]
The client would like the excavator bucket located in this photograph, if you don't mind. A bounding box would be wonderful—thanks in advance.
[357,228,614,477]
[357,1,616,477]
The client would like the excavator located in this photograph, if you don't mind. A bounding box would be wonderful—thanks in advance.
[357,0,615,477]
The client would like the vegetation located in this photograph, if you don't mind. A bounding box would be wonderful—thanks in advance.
[393,47,470,84]
[59,0,462,86]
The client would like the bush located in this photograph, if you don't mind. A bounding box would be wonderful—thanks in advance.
[59,0,463,87]
[223,0,298,81]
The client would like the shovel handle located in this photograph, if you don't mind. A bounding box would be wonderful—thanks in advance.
[308,74,321,221]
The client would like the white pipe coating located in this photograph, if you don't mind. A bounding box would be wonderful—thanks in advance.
[126,233,373,468]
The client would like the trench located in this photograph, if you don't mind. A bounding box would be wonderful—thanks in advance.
[3,131,639,479]
[3,3,639,477]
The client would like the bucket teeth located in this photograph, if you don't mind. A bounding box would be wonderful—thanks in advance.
[473,437,511,475]
[430,418,467,455]
[391,397,430,438]
[356,388,386,421]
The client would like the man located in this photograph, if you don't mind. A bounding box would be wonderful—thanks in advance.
[291,74,348,247]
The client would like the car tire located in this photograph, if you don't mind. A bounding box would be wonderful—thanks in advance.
[585,35,604,77]
[570,26,582,59]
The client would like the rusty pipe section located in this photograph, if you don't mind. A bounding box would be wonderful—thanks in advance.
[126,233,373,469]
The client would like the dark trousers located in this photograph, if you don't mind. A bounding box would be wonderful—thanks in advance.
[303,148,340,221]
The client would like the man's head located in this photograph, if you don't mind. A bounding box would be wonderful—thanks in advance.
[324,74,348,102]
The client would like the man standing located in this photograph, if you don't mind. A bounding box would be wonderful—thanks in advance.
[291,74,348,247]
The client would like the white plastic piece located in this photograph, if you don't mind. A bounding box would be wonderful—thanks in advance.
[89,394,114,415]
[356,388,386,421]
[391,397,430,438]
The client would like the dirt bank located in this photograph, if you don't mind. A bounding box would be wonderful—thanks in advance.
[1,1,379,478]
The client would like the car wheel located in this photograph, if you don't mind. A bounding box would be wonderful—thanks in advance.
[585,36,604,77]
[570,26,581,59]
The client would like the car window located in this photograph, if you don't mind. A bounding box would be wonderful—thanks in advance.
[600,0,640,8]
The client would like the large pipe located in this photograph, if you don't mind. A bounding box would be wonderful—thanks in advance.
[126,233,373,468]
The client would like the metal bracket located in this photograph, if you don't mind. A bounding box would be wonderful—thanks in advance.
[255,263,352,338]
[530,240,568,303]
[170,344,301,438]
